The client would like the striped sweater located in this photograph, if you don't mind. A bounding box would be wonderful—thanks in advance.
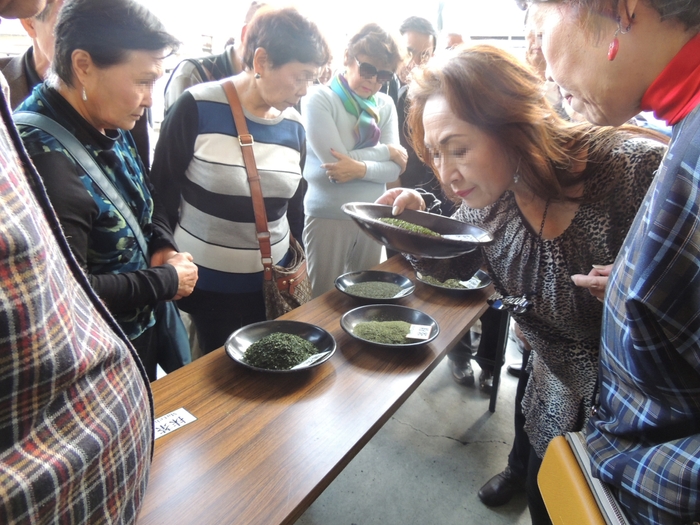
[152,82,306,296]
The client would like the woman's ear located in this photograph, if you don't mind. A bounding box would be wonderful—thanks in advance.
[19,17,37,39]
[71,49,93,87]
[619,0,639,29]
[343,49,351,68]
[252,47,269,76]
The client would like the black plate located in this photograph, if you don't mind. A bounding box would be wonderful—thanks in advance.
[416,269,492,293]
[340,304,439,348]
[225,320,336,373]
[335,270,415,303]
[342,203,492,259]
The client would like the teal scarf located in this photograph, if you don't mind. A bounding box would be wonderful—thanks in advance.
[330,73,381,149]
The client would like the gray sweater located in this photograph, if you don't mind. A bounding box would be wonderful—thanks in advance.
[301,85,401,220]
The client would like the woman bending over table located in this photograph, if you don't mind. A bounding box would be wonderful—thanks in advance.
[377,45,667,524]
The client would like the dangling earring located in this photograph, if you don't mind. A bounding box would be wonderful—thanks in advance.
[254,72,261,79]
[513,158,521,184]
[608,15,633,61]
[82,87,87,101]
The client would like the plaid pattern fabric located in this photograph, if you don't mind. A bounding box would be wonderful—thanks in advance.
[0,89,153,523]
[587,106,700,525]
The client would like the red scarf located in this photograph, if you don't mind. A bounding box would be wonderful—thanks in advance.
[641,33,700,126]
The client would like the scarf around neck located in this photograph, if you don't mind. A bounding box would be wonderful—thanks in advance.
[641,32,700,126]
[330,73,381,149]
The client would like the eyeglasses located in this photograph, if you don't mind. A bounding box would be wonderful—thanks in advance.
[355,58,394,84]
[407,48,432,65]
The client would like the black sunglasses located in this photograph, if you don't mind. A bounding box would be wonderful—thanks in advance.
[355,58,394,84]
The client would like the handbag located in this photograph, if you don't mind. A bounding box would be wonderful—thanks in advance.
[14,111,192,371]
[220,80,312,319]
[153,301,191,373]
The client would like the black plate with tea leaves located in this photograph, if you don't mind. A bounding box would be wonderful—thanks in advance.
[225,320,336,373]
[341,202,492,259]
[340,304,439,349]
[415,269,492,293]
[335,270,415,303]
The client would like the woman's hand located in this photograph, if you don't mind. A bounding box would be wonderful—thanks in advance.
[164,251,198,300]
[375,188,426,216]
[571,264,611,302]
[387,144,408,175]
[150,247,178,268]
[322,148,367,183]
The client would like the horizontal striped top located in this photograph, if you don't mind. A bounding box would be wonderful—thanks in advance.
[152,82,306,295]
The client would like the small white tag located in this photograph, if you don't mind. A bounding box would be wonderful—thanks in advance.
[406,324,432,340]
[154,407,197,440]
[458,275,482,289]
[291,351,332,369]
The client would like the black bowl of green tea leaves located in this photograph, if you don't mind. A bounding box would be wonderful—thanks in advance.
[225,320,336,372]
[341,304,439,348]
[335,270,415,303]
[341,202,493,259]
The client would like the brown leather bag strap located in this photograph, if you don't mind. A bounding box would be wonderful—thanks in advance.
[221,79,273,275]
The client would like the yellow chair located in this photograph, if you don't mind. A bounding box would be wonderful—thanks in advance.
[538,435,607,525]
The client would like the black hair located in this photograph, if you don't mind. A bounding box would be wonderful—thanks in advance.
[241,7,331,69]
[347,23,402,72]
[53,0,180,87]
[399,16,437,53]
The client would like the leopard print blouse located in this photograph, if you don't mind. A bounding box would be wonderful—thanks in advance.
[413,136,666,457]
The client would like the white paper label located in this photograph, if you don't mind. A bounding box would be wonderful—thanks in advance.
[406,324,432,340]
[291,350,333,369]
[154,407,197,439]
[459,275,482,289]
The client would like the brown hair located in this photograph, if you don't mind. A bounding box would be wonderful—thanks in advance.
[241,6,331,70]
[406,45,667,203]
[347,23,402,72]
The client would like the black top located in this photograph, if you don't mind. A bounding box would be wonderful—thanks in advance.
[18,85,178,317]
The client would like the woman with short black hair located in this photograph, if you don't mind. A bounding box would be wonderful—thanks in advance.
[16,0,198,381]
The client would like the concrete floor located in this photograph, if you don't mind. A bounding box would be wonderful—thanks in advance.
[295,326,531,525]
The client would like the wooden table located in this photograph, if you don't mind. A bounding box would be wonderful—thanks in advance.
[137,256,490,525]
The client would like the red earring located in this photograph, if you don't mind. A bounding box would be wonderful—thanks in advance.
[608,15,633,61]
[608,37,619,61]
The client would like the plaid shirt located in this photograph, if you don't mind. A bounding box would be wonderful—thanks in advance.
[587,106,700,525]
[0,87,153,523]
